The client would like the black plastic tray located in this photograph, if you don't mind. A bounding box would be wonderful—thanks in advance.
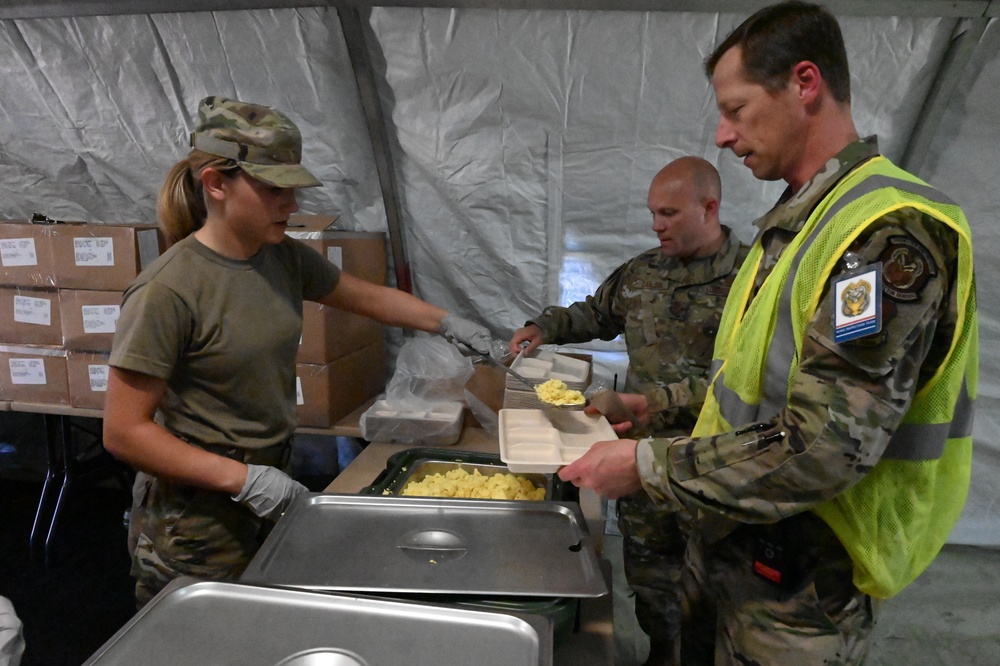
[359,446,577,502]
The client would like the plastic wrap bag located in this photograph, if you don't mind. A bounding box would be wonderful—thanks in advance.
[360,338,472,444]
[385,337,474,407]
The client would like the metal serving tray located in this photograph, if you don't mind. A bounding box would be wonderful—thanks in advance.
[360,447,572,501]
[241,493,607,598]
[83,578,552,666]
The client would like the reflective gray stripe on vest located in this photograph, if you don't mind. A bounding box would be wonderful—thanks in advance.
[882,380,975,460]
[715,172,965,462]
[713,369,759,427]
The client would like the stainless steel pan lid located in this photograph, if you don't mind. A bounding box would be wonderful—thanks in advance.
[240,493,608,598]
[83,578,552,666]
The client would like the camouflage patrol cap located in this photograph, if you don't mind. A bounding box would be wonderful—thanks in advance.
[190,95,321,188]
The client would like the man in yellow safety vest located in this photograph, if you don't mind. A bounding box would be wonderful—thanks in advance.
[558,2,978,663]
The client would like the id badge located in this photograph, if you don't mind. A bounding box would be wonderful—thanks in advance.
[832,261,882,344]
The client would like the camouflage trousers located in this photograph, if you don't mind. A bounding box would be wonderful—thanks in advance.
[617,490,687,648]
[127,472,270,608]
[679,512,875,665]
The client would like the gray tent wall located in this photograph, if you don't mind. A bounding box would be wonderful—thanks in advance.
[0,1,996,545]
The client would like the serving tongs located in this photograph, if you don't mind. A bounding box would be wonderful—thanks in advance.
[463,345,593,414]
[463,345,537,391]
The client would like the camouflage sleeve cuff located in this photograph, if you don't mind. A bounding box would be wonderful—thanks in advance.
[636,437,682,506]
[525,315,557,342]
[646,383,691,413]
[645,387,674,413]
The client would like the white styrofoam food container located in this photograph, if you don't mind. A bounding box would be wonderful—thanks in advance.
[360,399,464,446]
[508,350,590,390]
[498,408,617,473]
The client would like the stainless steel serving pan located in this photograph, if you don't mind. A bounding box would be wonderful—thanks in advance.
[83,578,552,666]
[241,493,607,598]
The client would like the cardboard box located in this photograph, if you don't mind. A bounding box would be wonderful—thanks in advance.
[463,363,505,429]
[286,213,341,233]
[0,344,69,404]
[66,351,110,410]
[286,215,386,284]
[49,222,163,290]
[296,341,387,428]
[287,214,389,363]
[299,303,385,364]
[0,221,58,288]
[0,287,62,346]
[59,289,122,352]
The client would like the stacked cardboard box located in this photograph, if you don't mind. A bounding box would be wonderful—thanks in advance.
[0,219,163,407]
[0,215,387,427]
[287,215,389,428]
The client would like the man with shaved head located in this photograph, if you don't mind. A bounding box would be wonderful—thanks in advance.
[510,156,749,665]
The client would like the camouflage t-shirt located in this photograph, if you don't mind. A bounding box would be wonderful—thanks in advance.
[530,227,749,436]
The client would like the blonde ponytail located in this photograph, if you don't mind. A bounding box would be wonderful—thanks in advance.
[157,150,237,247]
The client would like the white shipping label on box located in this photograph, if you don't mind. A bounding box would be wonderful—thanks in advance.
[74,237,115,266]
[81,304,121,333]
[0,238,38,267]
[9,358,46,385]
[13,295,51,326]
[88,364,110,392]
[295,377,304,405]
[326,247,343,269]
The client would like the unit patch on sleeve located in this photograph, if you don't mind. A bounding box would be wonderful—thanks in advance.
[879,235,936,302]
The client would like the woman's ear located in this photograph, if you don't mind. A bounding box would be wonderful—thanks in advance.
[200,167,228,202]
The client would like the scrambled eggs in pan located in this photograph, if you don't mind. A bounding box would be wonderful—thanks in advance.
[397,468,545,500]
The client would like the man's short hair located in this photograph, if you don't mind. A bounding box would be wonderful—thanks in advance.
[704,1,851,104]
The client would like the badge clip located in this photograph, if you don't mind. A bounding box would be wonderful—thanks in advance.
[832,259,882,344]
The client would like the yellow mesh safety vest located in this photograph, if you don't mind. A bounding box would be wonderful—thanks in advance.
[694,156,977,598]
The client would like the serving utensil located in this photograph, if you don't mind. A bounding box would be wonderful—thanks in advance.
[463,345,538,391]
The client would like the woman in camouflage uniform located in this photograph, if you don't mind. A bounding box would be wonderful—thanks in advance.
[103,96,493,607]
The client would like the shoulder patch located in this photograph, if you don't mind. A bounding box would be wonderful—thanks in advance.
[879,235,936,301]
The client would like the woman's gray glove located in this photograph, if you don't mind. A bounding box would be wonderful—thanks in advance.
[232,464,308,521]
[439,313,494,356]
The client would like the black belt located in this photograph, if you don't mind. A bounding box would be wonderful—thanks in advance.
[195,437,293,468]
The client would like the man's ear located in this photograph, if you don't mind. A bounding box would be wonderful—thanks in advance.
[200,167,228,202]
[791,60,822,106]
[704,197,720,218]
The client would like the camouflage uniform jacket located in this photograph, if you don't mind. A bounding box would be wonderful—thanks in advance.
[637,136,965,531]
[529,226,749,435]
